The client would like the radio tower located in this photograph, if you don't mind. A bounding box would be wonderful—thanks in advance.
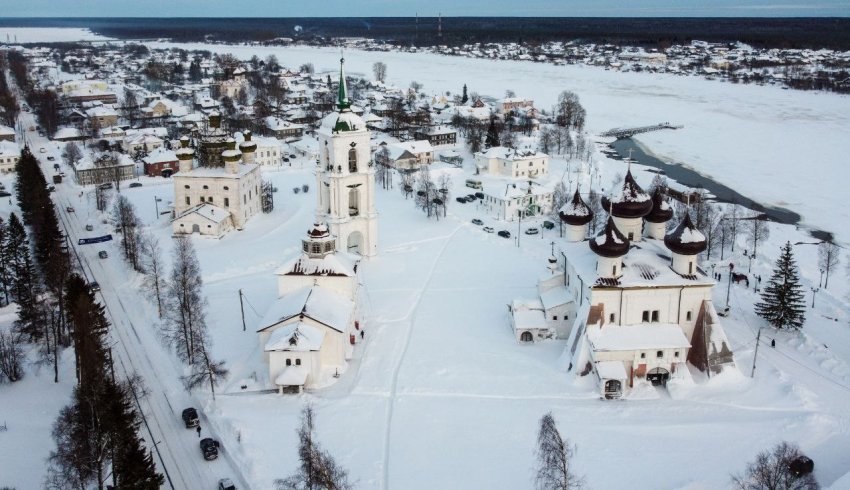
[438,13,442,38]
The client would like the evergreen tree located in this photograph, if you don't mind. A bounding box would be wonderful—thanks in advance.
[8,214,41,340]
[755,242,806,330]
[0,216,10,306]
[461,83,469,104]
[485,116,500,148]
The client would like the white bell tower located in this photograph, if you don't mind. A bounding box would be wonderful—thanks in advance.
[316,55,378,257]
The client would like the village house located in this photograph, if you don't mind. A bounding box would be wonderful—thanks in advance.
[142,147,179,177]
[73,153,136,186]
[0,141,21,173]
[413,126,457,146]
[475,146,549,179]
[85,106,119,128]
[264,116,305,140]
[481,181,553,221]
[0,125,16,143]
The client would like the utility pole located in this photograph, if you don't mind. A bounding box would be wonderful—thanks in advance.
[751,327,762,378]
[725,265,732,308]
[238,289,247,331]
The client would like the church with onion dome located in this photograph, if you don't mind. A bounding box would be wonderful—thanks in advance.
[512,169,736,400]
[171,128,262,238]
[256,56,377,393]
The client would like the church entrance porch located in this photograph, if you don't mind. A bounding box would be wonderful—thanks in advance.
[647,367,670,386]
[520,331,533,342]
[604,379,623,399]
[347,231,363,254]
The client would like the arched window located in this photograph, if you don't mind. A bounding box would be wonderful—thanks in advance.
[311,242,321,254]
[348,148,357,173]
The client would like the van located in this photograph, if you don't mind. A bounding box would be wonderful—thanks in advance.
[465,179,482,190]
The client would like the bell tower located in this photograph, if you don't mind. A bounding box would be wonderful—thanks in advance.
[316,56,378,257]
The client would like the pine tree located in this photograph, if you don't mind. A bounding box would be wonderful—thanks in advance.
[0,216,10,306]
[8,214,41,340]
[485,116,500,148]
[755,242,806,330]
[461,83,469,104]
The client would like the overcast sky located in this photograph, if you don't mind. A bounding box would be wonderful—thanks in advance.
[5,0,850,17]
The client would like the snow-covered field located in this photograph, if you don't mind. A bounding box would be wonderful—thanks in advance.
[2,30,849,488]
[0,27,113,43]
[147,42,850,246]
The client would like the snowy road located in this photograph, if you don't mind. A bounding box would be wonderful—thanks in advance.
[19,115,251,490]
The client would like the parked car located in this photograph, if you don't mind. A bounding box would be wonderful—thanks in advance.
[47,156,55,161]
[283,158,290,163]
[89,282,100,292]
[98,251,108,259]
[85,224,94,231]
[53,163,60,170]
[66,206,75,213]
[98,182,113,190]
[200,438,220,461]
[525,227,540,235]
[471,218,484,225]
[39,147,46,153]
[498,230,511,238]
[218,478,236,490]
[182,407,199,428]
[483,226,494,233]
[455,197,466,204]
[289,154,297,159]
[48,185,56,192]
[474,192,484,199]
[465,194,477,201]
[129,182,143,188]
[542,220,555,230]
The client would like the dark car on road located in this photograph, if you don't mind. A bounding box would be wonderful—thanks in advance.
[200,438,220,461]
[455,197,466,203]
[471,218,483,225]
[498,230,511,238]
[129,182,143,188]
[182,407,199,428]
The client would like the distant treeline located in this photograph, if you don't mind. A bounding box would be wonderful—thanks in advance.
[3,17,850,50]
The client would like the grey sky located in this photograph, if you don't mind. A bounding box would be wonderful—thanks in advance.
[4,0,850,17]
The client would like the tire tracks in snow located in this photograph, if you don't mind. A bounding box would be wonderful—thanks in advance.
[380,223,464,490]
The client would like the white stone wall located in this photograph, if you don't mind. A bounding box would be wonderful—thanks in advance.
[173,167,261,230]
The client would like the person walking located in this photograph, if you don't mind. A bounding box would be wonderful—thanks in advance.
[771,339,776,348]
[196,425,202,438]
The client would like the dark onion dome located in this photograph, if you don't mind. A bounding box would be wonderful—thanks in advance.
[645,187,674,223]
[600,170,653,219]
[664,212,707,255]
[559,189,593,226]
[589,216,630,258]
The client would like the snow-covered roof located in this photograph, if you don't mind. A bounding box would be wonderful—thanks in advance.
[174,162,257,179]
[562,236,715,289]
[0,126,16,136]
[258,286,353,334]
[274,365,309,386]
[513,309,547,330]
[540,287,573,310]
[174,203,231,224]
[596,360,628,380]
[142,147,178,164]
[587,324,690,352]
[477,146,547,161]
[277,250,359,277]
[0,141,20,157]
[53,127,82,140]
[264,322,325,352]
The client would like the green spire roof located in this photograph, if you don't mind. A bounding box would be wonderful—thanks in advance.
[337,55,351,111]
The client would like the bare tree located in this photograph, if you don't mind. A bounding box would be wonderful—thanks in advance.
[164,236,206,364]
[0,330,25,382]
[731,441,818,490]
[62,142,82,167]
[535,412,583,490]
[817,242,840,289]
[181,338,228,401]
[276,405,352,490]
[111,195,142,271]
[139,232,165,318]
[372,61,387,83]
[745,214,770,257]
[728,203,741,252]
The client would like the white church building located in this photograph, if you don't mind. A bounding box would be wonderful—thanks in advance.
[171,132,262,237]
[257,57,378,392]
[513,175,736,400]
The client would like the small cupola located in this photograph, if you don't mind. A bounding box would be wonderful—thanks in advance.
[600,169,652,242]
[590,216,630,279]
[644,187,673,239]
[559,188,593,242]
[664,212,707,276]
[301,222,337,258]
[176,136,194,172]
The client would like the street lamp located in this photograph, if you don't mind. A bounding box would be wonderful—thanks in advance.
[811,287,819,308]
